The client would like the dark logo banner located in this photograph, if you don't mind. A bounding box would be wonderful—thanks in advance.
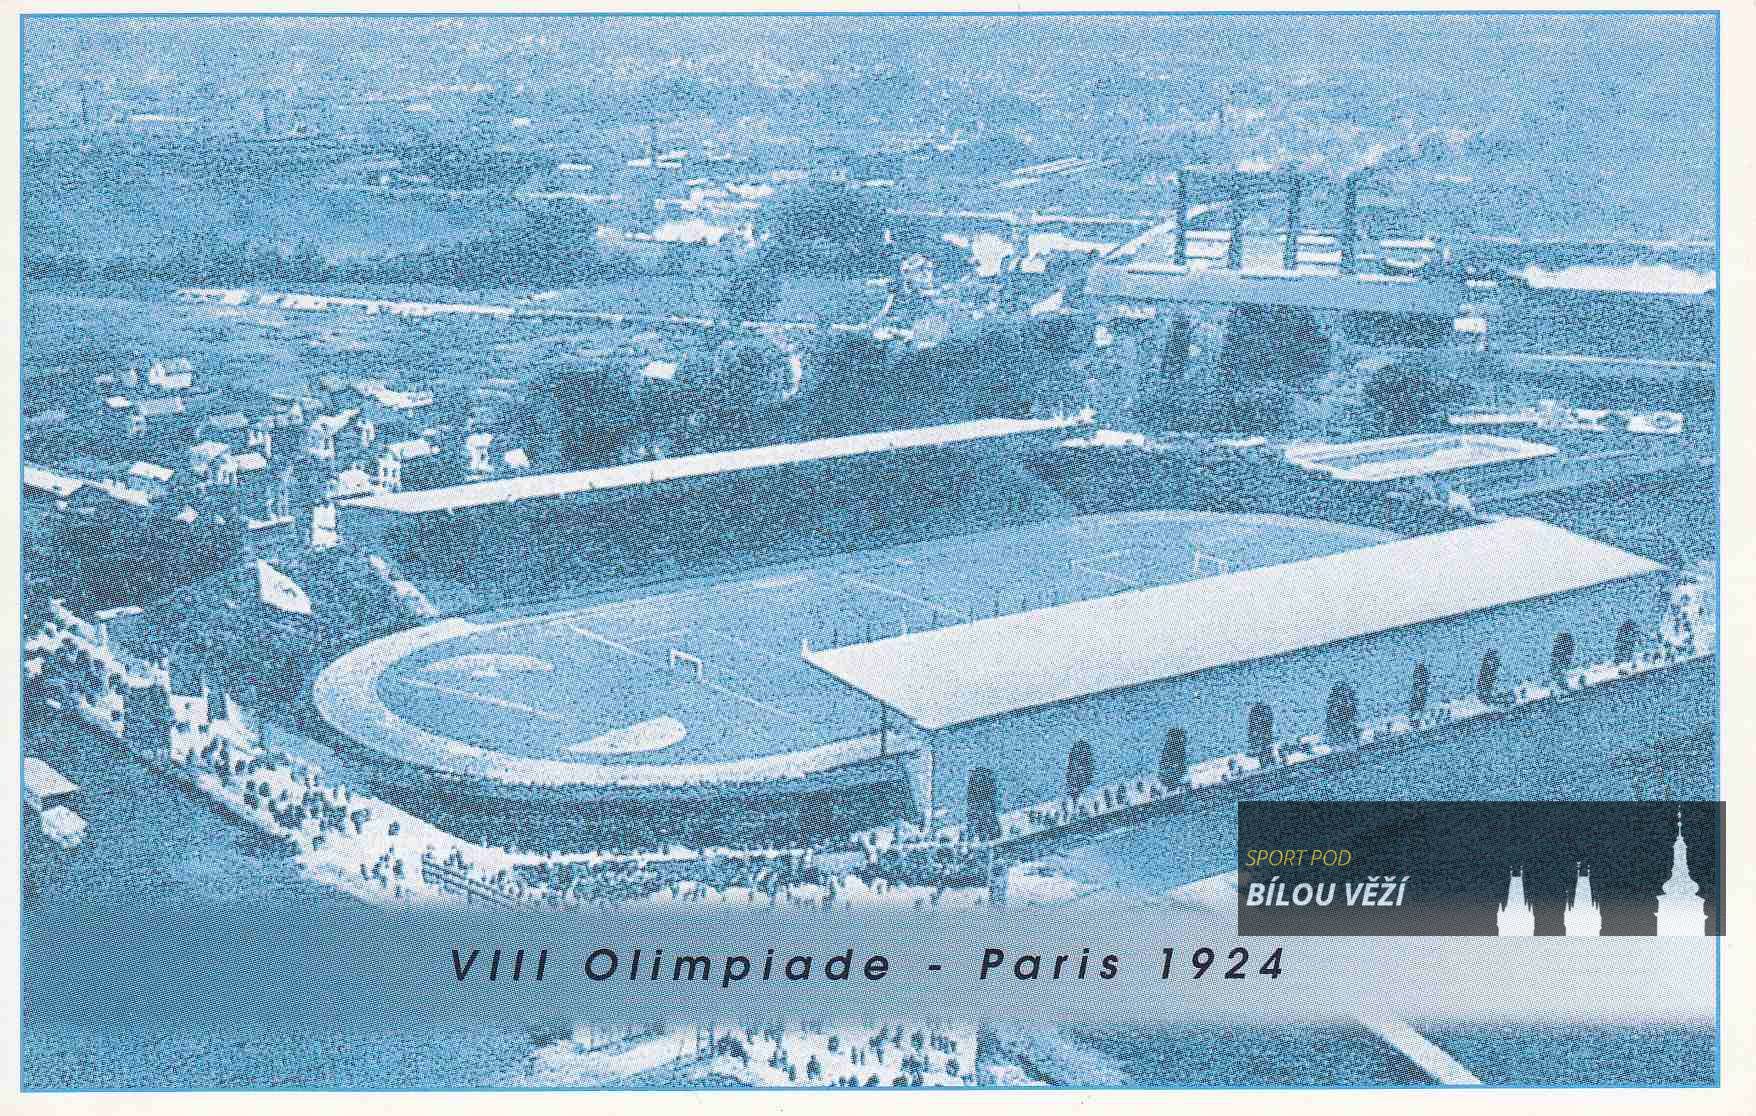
[1237,801,1723,936]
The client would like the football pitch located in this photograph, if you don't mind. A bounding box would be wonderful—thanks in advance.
[320,511,1392,780]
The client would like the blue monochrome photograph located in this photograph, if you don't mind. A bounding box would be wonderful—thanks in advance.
[16,11,1721,1093]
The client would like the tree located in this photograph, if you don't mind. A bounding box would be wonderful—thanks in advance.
[1218,305,1330,388]
[1222,380,1292,433]
[768,184,889,251]
[720,264,781,324]
[966,767,999,842]
[512,359,637,468]
[1551,632,1576,681]
[1409,662,1430,716]
[698,338,788,442]
[1065,740,1095,801]
[1325,683,1359,743]
[1477,649,1502,702]
[1136,313,1196,429]
[1361,356,1471,435]
[1159,728,1188,786]
[1615,619,1641,663]
[1247,702,1274,760]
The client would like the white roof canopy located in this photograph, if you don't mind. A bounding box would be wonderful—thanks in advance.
[805,519,1662,731]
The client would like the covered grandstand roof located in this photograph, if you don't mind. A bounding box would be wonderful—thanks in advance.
[804,518,1663,731]
[342,413,1091,515]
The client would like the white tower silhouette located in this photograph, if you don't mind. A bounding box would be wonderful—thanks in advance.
[1563,863,1602,937]
[1497,869,1536,936]
[1655,810,1708,936]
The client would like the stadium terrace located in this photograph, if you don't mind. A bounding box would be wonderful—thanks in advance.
[343,414,1092,516]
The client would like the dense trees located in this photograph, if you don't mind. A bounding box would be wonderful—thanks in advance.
[50,498,243,608]
[720,264,782,324]
[25,198,624,290]
[508,360,639,469]
[1360,354,1471,434]
[754,183,930,280]
[1219,306,1330,388]
[698,337,790,443]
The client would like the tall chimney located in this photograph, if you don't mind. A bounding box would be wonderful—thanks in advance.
[1340,176,1359,275]
[1282,174,1302,272]
[1173,172,1189,267]
[1225,178,1244,271]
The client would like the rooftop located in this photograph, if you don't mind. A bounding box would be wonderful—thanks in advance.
[1284,433,1559,483]
[24,465,85,498]
[343,413,1092,516]
[804,518,1663,731]
[24,757,79,801]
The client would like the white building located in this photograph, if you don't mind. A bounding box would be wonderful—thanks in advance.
[216,451,269,486]
[147,358,195,391]
[466,432,495,475]
[190,441,231,476]
[310,503,341,550]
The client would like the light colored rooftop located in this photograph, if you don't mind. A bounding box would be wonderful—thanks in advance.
[24,757,79,800]
[1284,432,1559,483]
[24,466,85,498]
[343,413,1092,515]
[804,518,1662,731]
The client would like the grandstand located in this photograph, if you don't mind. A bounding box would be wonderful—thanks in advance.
[804,518,1671,811]
[335,415,1092,610]
[347,416,1091,516]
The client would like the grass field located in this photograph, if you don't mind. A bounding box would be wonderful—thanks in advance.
[321,511,1391,779]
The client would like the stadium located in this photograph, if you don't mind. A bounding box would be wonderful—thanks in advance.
[313,496,1670,850]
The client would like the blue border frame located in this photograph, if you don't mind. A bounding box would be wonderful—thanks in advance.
[20,6,1727,1087]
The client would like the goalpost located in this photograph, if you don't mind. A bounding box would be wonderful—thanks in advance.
[668,648,705,682]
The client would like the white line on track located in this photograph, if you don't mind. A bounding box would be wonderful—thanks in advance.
[565,624,652,660]
[548,571,828,628]
[704,627,792,665]
[397,676,563,722]
[839,574,972,622]
[624,628,692,647]
[1071,555,1143,588]
[700,678,807,722]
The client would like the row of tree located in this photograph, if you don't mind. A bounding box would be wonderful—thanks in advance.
[964,626,1649,834]
[24,200,634,290]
